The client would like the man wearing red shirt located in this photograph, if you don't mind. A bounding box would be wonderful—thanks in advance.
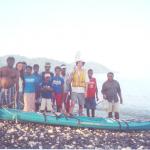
[85,69,99,117]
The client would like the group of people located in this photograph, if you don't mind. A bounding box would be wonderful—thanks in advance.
[0,56,123,119]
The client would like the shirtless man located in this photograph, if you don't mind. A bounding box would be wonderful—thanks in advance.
[0,57,19,108]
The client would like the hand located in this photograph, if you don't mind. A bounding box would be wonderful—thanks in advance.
[103,95,107,100]
[85,93,87,98]
[120,98,123,104]
[96,96,99,101]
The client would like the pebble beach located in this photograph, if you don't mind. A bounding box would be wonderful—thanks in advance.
[0,121,150,149]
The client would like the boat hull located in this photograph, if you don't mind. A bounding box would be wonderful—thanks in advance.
[0,108,150,131]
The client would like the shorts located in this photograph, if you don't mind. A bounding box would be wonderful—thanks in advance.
[55,93,63,107]
[108,101,119,112]
[0,86,16,106]
[85,97,96,110]
[71,92,85,106]
[40,98,53,112]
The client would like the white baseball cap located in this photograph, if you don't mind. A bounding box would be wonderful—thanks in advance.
[61,64,67,69]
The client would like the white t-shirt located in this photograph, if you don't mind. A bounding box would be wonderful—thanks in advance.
[61,72,70,93]
[19,77,23,92]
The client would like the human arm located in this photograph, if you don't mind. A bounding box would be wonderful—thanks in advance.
[14,71,19,102]
[61,79,64,100]
[101,82,107,100]
[84,70,89,98]
[95,79,99,101]
[0,67,2,78]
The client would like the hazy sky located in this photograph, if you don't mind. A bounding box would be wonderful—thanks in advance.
[0,0,149,78]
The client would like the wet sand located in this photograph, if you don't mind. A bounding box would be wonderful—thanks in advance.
[0,121,150,149]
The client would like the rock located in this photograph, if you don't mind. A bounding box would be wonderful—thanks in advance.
[7,128,16,133]
[121,147,132,150]
[18,136,23,141]
[0,121,149,149]
[48,129,53,133]
[11,139,15,144]
[137,146,144,150]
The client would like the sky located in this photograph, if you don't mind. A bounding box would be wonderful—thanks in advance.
[0,0,150,78]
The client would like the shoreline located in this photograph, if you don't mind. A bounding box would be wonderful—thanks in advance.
[0,121,150,149]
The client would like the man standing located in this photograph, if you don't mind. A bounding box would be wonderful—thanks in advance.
[42,63,54,81]
[70,58,88,116]
[23,66,37,112]
[60,64,71,114]
[101,72,123,119]
[0,57,19,108]
[33,64,42,111]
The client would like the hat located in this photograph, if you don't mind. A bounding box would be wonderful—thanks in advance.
[45,62,51,67]
[61,64,66,69]
[75,53,85,65]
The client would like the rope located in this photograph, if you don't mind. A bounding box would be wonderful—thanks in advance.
[1,107,17,120]
[115,119,122,131]
[67,114,81,126]
[121,120,130,130]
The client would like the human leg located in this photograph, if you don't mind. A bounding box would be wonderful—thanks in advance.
[69,92,77,114]
[108,102,113,118]
[40,98,47,112]
[47,99,53,112]
[78,93,85,116]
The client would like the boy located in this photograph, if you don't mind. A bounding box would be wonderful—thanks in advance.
[40,73,53,113]
[52,66,64,112]
[85,69,99,117]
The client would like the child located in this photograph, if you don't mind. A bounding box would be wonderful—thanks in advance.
[52,66,64,112]
[40,73,53,113]
[85,69,99,117]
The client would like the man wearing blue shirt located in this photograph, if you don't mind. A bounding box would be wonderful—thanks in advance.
[23,66,37,112]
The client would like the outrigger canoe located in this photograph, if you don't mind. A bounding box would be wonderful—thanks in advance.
[0,108,150,131]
